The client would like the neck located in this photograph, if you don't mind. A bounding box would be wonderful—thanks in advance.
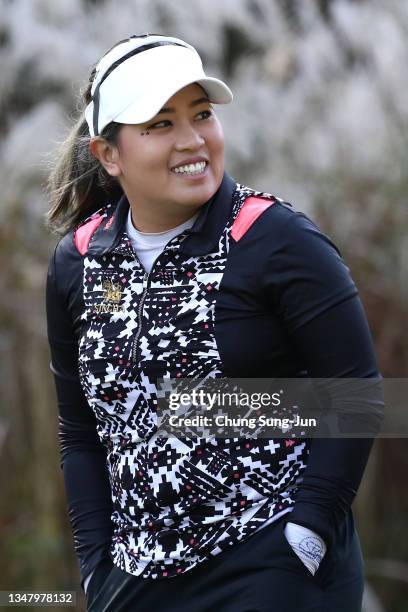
[128,203,202,233]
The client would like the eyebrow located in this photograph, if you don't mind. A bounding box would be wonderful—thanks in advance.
[157,96,211,114]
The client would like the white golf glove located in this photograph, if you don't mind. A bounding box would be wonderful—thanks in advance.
[284,522,327,576]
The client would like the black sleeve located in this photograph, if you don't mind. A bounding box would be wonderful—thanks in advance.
[262,210,384,549]
[286,297,383,549]
[46,244,113,589]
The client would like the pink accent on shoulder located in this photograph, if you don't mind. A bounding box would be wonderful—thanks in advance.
[104,214,115,230]
[230,196,275,242]
[73,214,104,255]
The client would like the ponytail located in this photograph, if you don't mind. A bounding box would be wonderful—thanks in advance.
[45,67,123,236]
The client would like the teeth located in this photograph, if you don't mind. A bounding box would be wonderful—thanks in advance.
[173,161,207,175]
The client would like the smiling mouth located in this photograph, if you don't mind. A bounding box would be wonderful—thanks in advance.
[171,161,208,175]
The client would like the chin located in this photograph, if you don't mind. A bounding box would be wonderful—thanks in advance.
[189,175,222,202]
[168,169,223,208]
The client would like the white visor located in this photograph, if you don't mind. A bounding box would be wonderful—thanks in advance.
[85,35,233,137]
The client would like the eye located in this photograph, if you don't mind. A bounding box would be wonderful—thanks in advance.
[196,109,213,120]
[148,119,172,129]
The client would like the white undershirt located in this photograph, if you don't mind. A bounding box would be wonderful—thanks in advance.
[126,209,199,273]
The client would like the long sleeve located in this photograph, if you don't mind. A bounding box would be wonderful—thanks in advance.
[286,296,383,549]
[260,209,384,550]
[46,245,114,589]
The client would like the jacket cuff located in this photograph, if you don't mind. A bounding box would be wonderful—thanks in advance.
[287,473,356,549]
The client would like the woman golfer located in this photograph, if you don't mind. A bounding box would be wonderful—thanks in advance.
[46,34,383,611]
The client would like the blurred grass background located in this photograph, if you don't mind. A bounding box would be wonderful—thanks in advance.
[0,1,407,610]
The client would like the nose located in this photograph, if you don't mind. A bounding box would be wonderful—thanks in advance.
[174,121,205,151]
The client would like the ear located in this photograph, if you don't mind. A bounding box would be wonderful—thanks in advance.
[89,137,121,177]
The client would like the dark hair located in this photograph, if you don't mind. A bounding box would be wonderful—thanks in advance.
[45,50,126,235]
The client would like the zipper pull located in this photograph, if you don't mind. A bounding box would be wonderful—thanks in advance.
[142,272,149,289]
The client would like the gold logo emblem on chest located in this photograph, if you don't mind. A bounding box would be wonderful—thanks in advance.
[103,280,122,303]
[93,279,124,313]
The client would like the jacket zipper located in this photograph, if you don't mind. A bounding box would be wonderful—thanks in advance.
[131,271,150,364]
[129,232,187,366]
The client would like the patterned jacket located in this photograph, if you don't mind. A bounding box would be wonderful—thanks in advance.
[47,172,381,583]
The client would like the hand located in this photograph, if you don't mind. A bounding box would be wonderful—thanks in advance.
[284,522,327,576]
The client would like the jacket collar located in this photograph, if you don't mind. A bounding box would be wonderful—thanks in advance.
[180,171,236,256]
[87,171,237,257]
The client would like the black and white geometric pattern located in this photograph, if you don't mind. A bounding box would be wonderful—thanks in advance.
[77,184,310,579]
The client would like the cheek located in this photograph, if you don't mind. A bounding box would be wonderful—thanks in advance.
[125,140,167,170]
[150,142,174,176]
[212,137,225,176]
[210,123,225,159]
